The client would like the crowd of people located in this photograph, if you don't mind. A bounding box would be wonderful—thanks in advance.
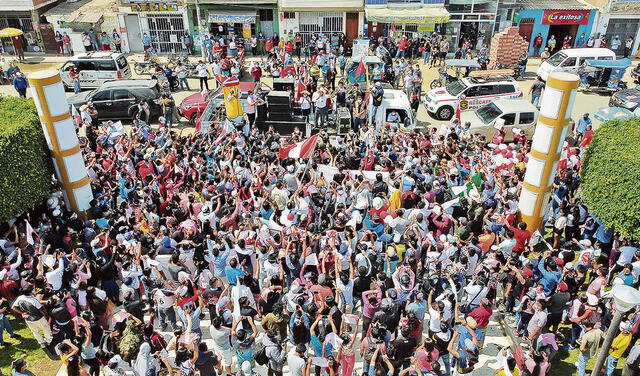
[1,26,640,376]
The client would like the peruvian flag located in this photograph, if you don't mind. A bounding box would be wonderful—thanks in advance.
[296,78,308,100]
[279,134,319,159]
[389,24,396,39]
[355,57,366,79]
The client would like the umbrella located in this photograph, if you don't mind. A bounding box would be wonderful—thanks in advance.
[0,27,23,38]
[593,106,634,122]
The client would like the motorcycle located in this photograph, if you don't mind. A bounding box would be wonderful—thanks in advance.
[131,60,160,75]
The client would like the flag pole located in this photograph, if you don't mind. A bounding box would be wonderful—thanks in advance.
[366,63,370,88]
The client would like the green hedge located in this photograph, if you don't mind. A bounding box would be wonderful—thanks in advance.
[581,118,640,240]
[0,97,53,220]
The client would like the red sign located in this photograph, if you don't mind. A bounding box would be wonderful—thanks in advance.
[542,10,590,25]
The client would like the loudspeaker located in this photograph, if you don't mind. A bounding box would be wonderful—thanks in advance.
[268,112,292,121]
[267,103,291,114]
[266,91,290,105]
[256,104,268,121]
[273,77,295,91]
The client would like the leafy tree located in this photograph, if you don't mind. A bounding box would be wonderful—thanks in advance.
[0,97,52,220]
[581,118,640,240]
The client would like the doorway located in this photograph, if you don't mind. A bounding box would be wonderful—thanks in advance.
[459,22,478,48]
[548,24,578,53]
[125,15,143,52]
[345,12,358,46]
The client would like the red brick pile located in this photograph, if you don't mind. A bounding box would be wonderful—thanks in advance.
[488,26,529,68]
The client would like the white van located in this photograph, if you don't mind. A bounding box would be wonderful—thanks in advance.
[60,52,131,90]
[368,89,416,129]
[537,48,616,81]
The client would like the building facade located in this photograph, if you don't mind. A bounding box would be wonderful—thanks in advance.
[278,0,363,45]
[589,0,640,56]
[115,0,189,53]
[517,9,597,55]
[47,0,120,54]
[364,0,449,39]
[186,0,278,53]
[0,0,63,53]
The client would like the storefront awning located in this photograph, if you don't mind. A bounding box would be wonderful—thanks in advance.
[365,6,450,24]
[208,10,256,24]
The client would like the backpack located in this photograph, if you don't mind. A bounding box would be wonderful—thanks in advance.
[253,342,270,366]
[118,320,143,362]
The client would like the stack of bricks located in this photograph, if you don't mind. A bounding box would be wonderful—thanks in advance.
[488,26,529,69]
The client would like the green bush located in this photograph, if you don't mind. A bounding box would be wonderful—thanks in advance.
[581,118,640,240]
[0,97,52,220]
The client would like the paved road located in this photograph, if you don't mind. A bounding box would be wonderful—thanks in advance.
[3,53,635,130]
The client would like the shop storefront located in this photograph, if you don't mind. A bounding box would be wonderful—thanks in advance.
[592,0,640,56]
[517,9,596,55]
[0,11,58,53]
[185,1,278,53]
[364,2,450,39]
[444,0,498,49]
[278,0,363,46]
[117,2,188,53]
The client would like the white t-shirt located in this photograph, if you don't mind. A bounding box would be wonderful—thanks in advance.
[196,64,209,78]
[617,246,638,266]
[336,279,354,305]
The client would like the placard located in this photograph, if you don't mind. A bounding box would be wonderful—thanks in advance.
[352,39,369,59]
[242,23,252,39]
[493,117,505,130]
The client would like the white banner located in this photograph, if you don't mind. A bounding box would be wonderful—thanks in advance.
[317,164,390,183]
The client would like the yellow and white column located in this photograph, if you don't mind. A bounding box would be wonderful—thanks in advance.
[519,72,579,231]
[28,70,93,215]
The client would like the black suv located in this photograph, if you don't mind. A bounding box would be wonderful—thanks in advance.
[67,79,161,120]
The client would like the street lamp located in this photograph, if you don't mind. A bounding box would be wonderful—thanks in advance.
[590,284,640,376]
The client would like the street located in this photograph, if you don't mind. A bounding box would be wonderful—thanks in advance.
[3,53,634,130]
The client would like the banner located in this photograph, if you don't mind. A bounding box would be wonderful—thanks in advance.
[317,164,390,183]
[609,0,640,13]
[541,10,590,25]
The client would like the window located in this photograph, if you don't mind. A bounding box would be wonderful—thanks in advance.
[519,112,535,125]
[498,85,516,94]
[561,57,577,67]
[92,90,111,101]
[478,85,498,96]
[282,12,295,19]
[97,60,117,71]
[76,61,96,71]
[116,56,128,69]
[259,9,273,21]
[113,89,132,100]
[464,86,479,97]
[502,113,516,126]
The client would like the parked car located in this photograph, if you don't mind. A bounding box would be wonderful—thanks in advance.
[458,99,538,141]
[423,76,522,120]
[67,79,161,120]
[536,48,615,81]
[60,52,131,90]
[609,86,640,111]
[178,81,268,124]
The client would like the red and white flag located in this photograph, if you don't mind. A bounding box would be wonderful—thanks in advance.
[279,134,319,159]
[355,56,366,78]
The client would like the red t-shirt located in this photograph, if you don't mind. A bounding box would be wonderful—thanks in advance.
[512,227,532,252]
[469,306,493,329]
[398,39,410,50]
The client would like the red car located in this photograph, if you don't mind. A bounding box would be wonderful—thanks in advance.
[178,81,258,124]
